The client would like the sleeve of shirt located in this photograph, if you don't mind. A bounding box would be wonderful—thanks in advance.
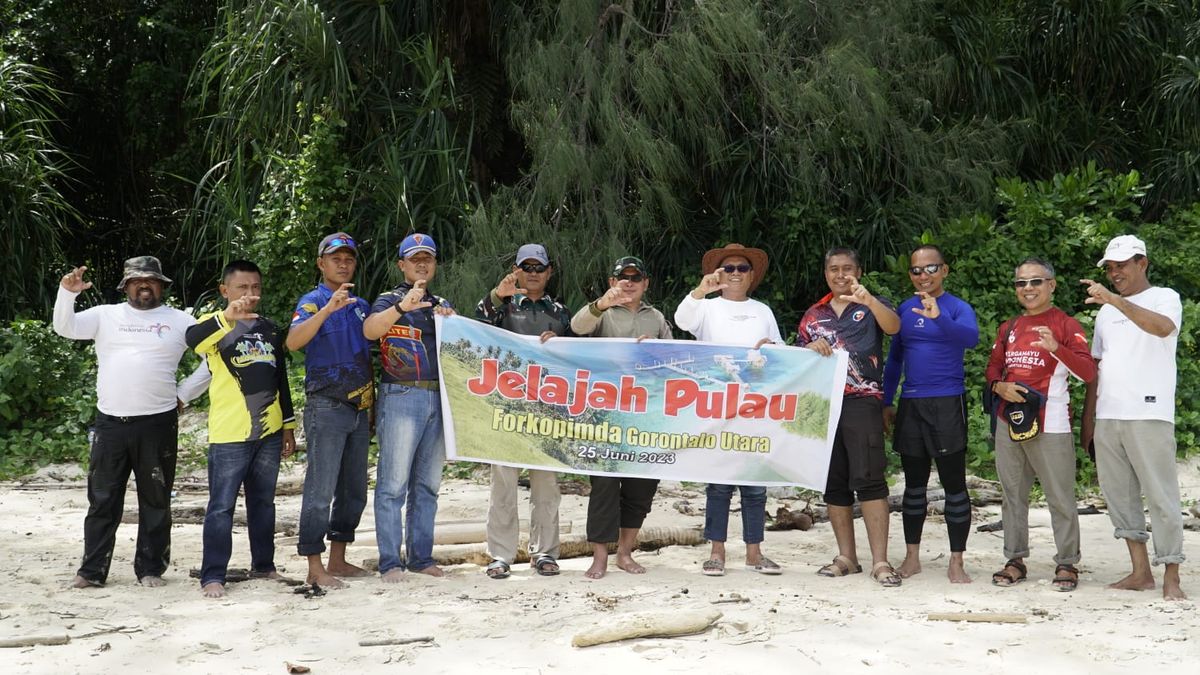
[52,287,100,340]
[559,303,576,337]
[276,336,296,429]
[673,294,705,334]
[932,298,979,348]
[984,321,1007,383]
[186,312,231,354]
[657,313,674,339]
[1091,311,1104,359]
[766,309,783,344]
[1154,288,1183,337]
[176,357,212,404]
[795,309,813,347]
[1053,315,1098,383]
[570,303,603,336]
[290,292,321,327]
[882,330,904,406]
[475,291,506,325]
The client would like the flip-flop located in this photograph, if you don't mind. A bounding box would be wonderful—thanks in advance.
[745,557,782,575]
[817,554,862,577]
[871,561,902,587]
[702,558,726,577]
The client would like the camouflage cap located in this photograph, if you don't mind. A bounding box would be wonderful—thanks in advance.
[116,256,173,291]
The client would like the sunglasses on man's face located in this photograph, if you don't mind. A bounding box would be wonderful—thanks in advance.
[722,264,752,274]
[616,273,646,283]
[519,263,549,274]
[1013,278,1050,289]
[908,263,944,276]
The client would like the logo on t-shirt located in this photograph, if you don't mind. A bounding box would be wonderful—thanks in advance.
[119,323,171,339]
[915,317,925,328]
[852,310,866,322]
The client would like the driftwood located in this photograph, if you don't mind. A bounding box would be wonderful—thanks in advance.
[927,612,1027,624]
[0,634,71,648]
[358,636,435,647]
[277,520,573,549]
[766,506,813,531]
[122,506,298,535]
[430,526,704,566]
[572,609,722,648]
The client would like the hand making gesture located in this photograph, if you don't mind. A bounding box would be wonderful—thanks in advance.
[691,270,728,299]
[596,285,633,310]
[1079,278,1118,306]
[494,273,528,300]
[838,280,874,306]
[224,295,260,322]
[398,279,434,313]
[912,291,941,319]
[61,266,93,293]
[325,283,356,313]
[1029,325,1059,352]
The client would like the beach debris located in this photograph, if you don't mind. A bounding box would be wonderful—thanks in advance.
[285,661,311,673]
[358,636,435,647]
[572,609,722,648]
[711,593,750,605]
[293,583,326,599]
[927,612,1027,624]
[766,506,812,531]
[0,634,71,648]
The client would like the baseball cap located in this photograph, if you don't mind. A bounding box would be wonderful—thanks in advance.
[516,243,549,266]
[399,233,438,259]
[610,256,647,277]
[317,232,357,257]
[1096,235,1147,267]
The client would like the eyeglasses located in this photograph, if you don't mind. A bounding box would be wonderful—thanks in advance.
[908,263,944,276]
[519,263,549,273]
[1013,278,1050,288]
[722,264,752,274]
[320,236,357,255]
[616,273,645,283]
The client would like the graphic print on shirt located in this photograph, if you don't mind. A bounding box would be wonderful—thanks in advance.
[291,287,374,409]
[797,295,891,398]
[381,323,430,381]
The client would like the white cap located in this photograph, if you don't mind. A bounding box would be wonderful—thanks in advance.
[1096,234,1147,267]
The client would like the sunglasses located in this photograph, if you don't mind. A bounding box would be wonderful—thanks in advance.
[616,273,646,283]
[519,262,549,273]
[1013,278,1050,288]
[320,236,357,255]
[908,263,944,276]
[721,264,752,274]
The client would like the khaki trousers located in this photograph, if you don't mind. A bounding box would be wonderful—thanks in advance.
[485,466,561,563]
[1095,419,1185,566]
[994,429,1080,565]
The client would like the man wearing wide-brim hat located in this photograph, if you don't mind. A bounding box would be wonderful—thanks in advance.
[53,256,211,588]
[674,242,783,577]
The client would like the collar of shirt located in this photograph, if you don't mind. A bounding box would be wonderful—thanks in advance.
[512,293,560,310]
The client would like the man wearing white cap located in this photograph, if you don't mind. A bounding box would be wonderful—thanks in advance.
[1081,234,1186,601]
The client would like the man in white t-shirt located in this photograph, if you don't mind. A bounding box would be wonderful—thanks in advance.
[54,257,210,588]
[675,243,783,577]
[1081,235,1186,601]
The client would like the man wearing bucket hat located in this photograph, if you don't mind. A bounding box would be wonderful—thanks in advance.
[985,257,1096,592]
[363,233,456,582]
[54,256,211,588]
[287,232,376,588]
[1081,235,1186,601]
[571,255,674,579]
[674,242,784,577]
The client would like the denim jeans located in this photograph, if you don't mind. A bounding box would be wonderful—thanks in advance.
[297,396,370,556]
[200,433,282,586]
[375,383,445,574]
[704,484,766,544]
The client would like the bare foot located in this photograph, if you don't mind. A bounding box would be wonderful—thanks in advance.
[306,570,347,589]
[412,565,445,578]
[1163,578,1187,601]
[1108,572,1155,591]
[380,568,406,584]
[326,561,372,578]
[896,555,922,579]
[201,582,226,598]
[584,554,608,580]
[139,575,167,587]
[70,575,97,589]
[948,557,972,584]
[615,552,646,574]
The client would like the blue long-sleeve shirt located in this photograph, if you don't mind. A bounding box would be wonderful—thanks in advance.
[882,291,979,405]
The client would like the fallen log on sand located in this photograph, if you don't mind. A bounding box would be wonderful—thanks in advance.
[0,634,71,648]
[572,609,722,648]
[927,612,1027,624]
[431,526,704,566]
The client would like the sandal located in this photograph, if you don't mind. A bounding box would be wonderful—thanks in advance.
[871,561,902,587]
[745,557,782,575]
[1052,564,1079,592]
[817,554,863,578]
[702,558,726,577]
[532,554,560,577]
[485,559,510,580]
[991,558,1027,587]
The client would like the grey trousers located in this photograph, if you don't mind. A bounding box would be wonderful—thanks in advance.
[485,465,561,564]
[994,429,1081,565]
[1095,419,1185,566]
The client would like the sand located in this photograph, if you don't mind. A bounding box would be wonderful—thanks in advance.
[2,459,1199,674]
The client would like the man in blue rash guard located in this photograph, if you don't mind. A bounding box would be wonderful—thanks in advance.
[882,244,979,583]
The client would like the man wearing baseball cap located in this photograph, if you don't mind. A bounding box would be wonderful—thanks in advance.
[571,255,673,579]
[1081,234,1186,600]
[475,242,573,579]
[287,232,376,588]
[54,256,211,588]
[363,233,456,582]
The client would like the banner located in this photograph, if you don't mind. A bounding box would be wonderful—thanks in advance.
[437,315,848,488]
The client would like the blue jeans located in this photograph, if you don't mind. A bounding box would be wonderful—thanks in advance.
[704,484,766,545]
[375,383,445,574]
[297,396,370,556]
[200,433,282,586]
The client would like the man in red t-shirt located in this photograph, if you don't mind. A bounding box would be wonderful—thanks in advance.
[985,257,1096,591]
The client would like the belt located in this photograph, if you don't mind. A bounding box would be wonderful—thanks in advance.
[390,380,440,391]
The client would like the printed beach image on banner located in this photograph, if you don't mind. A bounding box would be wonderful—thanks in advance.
[437,315,848,489]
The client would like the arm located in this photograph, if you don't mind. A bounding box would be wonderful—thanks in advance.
[931,300,979,348]
[474,290,508,326]
[53,287,100,340]
[1081,280,1178,338]
[868,296,900,335]
[1081,371,1099,452]
[673,293,706,333]
[176,357,212,406]
[186,312,231,354]
[1048,319,1098,383]
[657,315,673,339]
[882,331,904,407]
[286,284,356,351]
[984,322,1006,384]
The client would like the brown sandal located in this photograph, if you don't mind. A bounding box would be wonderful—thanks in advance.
[991,558,1027,586]
[871,561,902,587]
[1052,564,1079,592]
[817,554,863,577]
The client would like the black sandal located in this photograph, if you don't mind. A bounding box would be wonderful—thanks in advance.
[532,554,560,577]
[485,559,511,579]
[1052,564,1079,592]
[991,558,1027,587]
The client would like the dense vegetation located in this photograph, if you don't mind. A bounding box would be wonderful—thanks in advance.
[2,1,1199,480]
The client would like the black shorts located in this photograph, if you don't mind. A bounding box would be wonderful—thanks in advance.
[893,394,968,459]
[824,396,888,506]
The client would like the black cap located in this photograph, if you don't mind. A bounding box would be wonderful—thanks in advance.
[1004,384,1045,442]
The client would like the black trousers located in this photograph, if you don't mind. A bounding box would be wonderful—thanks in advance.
[78,409,178,584]
[586,476,659,543]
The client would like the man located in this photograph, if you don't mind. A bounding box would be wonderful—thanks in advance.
[475,243,573,579]
[674,243,783,577]
[797,247,901,586]
[986,258,1096,592]
[882,244,979,583]
[1082,235,1186,601]
[288,232,375,588]
[187,260,296,598]
[54,257,210,588]
[363,233,455,582]
[571,256,673,579]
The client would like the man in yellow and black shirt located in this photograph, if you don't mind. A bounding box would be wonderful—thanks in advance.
[186,260,295,598]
